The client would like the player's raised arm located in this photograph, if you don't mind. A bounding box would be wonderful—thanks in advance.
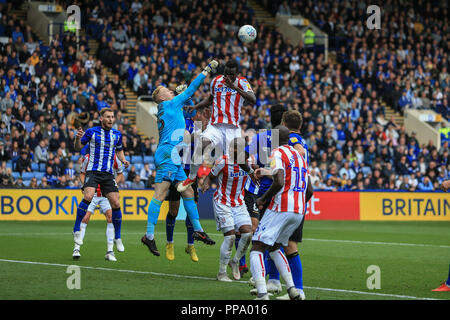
[172,60,218,106]
[224,76,256,106]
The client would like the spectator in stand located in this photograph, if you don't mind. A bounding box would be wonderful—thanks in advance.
[131,175,145,189]
[140,163,152,188]
[15,150,31,174]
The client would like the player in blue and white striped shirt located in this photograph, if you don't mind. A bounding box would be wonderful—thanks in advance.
[72,107,130,261]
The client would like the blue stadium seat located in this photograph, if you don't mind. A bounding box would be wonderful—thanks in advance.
[22,172,34,180]
[123,171,128,180]
[126,181,132,189]
[71,155,80,162]
[6,161,12,169]
[144,156,155,164]
[149,164,156,171]
[35,172,45,180]
[12,172,20,180]
[125,155,131,163]
[31,163,39,171]
[39,163,46,172]
[23,180,31,187]
[132,155,143,163]
[134,163,143,171]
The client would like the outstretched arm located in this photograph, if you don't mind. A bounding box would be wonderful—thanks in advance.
[172,60,218,106]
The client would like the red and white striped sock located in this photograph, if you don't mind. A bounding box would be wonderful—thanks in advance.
[250,250,267,295]
[269,249,295,289]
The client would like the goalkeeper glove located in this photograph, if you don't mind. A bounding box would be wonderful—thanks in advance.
[202,60,218,75]
[175,84,187,94]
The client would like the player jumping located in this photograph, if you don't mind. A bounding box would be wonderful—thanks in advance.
[141,60,218,256]
[177,59,257,193]
[164,85,211,262]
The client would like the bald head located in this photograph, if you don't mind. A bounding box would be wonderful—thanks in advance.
[273,125,290,146]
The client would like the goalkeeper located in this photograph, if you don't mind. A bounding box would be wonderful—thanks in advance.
[141,60,218,256]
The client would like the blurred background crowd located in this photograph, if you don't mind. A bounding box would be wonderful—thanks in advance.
[0,0,448,191]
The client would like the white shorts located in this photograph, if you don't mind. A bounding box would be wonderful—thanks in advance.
[87,196,112,215]
[252,209,303,247]
[202,123,241,155]
[213,200,252,233]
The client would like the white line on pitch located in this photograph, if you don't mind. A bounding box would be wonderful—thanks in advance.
[0,231,449,249]
[0,258,442,300]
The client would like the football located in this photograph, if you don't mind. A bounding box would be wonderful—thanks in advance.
[238,25,257,43]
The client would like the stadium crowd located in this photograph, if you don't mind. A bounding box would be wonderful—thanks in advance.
[0,0,448,192]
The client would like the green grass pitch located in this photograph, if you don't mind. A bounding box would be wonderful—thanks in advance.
[0,220,449,300]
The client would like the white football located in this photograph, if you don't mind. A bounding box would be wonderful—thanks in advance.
[238,25,257,43]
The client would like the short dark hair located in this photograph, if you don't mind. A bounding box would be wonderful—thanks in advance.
[282,110,303,131]
[270,103,287,128]
[225,60,239,70]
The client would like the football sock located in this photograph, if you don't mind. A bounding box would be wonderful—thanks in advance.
[111,208,122,240]
[80,222,87,242]
[219,234,235,273]
[287,252,303,289]
[166,213,176,243]
[269,249,295,289]
[235,235,246,267]
[106,223,114,252]
[183,197,202,231]
[73,199,90,232]
[446,263,450,286]
[185,216,194,245]
[250,250,267,295]
[266,251,280,281]
[74,244,80,251]
[146,198,162,239]
[232,232,252,264]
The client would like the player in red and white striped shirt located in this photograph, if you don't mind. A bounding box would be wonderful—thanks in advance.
[73,154,125,261]
[177,60,257,193]
[249,126,312,300]
[202,137,253,282]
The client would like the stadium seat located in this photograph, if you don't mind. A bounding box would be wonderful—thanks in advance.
[132,155,143,163]
[23,180,31,187]
[35,172,45,180]
[126,181,132,189]
[22,172,34,180]
[149,164,156,171]
[125,156,131,163]
[134,163,143,171]
[12,172,20,180]
[39,163,46,172]
[31,163,39,171]
[6,161,12,169]
[144,156,155,164]
[71,155,80,162]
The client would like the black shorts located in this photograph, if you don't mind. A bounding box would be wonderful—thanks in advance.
[244,190,260,220]
[289,216,305,243]
[83,171,119,196]
[166,169,199,203]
